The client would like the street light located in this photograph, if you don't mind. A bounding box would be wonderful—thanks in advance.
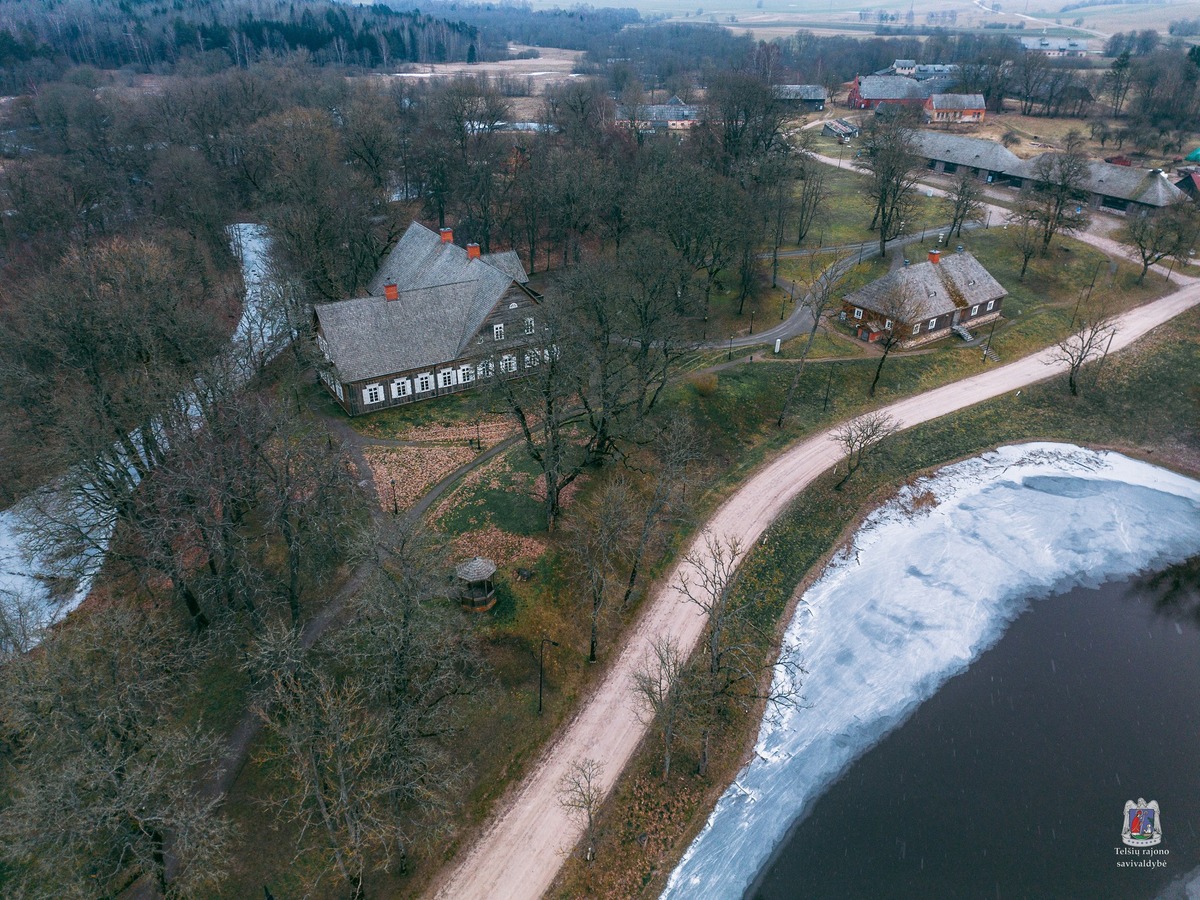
[538,637,560,714]
[390,479,398,516]
[749,309,755,335]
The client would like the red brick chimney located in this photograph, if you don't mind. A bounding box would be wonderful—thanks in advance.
[928,249,941,265]
[439,227,454,243]
[384,283,399,302]
[467,243,481,260]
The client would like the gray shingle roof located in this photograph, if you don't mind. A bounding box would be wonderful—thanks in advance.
[844,252,1007,323]
[908,131,1022,172]
[616,103,701,123]
[927,93,985,110]
[1015,154,1187,206]
[774,84,827,101]
[317,223,530,384]
[857,75,925,101]
[456,557,497,581]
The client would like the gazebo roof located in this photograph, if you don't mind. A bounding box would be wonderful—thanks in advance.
[455,556,497,581]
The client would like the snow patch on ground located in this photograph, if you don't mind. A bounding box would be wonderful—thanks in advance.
[0,225,274,640]
[664,443,1200,899]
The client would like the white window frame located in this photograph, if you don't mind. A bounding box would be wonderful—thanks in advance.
[884,319,892,330]
[493,323,505,341]
[391,377,411,399]
[524,351,539,368]
[477,360,494,378]
[971,305,979,316]
[853,308,863,320]
[459,364,475,383]
[928,318,937,330]
[415,372,433,393]
[499,354,517,374]
[363,383,384,405]
[524,316,535,335]
[439,368,456,388]
[986,300,995,311]
[335,382,344,401]
[912,323,921,335]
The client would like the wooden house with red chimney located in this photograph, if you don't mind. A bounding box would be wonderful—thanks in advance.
[313,223,542,415]
[842,249,1006,346]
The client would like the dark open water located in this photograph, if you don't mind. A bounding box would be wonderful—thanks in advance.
[749,569,1200,900]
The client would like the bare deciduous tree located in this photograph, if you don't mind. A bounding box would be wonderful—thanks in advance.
[558,758,605,862]
[620,417,704,610]
[832,411,900,490]
[568,476,636,663]
[1025,130,1092,254]
[794,150,829,246]
[1049,299,1118,396]
[867,279,922,398]
[631,633,693,780]
[945,169,985,238]
[777,249,849,426]
[1122,200,1200,283]
[1007,200,1043,280]
[0,607,233,897]
[679,534,803,775]
[856,115,921,257]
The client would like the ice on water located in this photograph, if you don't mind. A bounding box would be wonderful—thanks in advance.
[664,443,1200,899]
[0,225,274,638]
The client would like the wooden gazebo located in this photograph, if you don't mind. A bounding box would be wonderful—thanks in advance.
[456,557,498,611]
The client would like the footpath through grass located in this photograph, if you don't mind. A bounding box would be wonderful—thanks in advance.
[552,302,1200,900]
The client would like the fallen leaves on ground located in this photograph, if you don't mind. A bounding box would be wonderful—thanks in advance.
[363,445,475,511]
[450,524,545,570]
[387,414,518,448]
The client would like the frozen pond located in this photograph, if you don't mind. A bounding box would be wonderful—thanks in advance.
[664,444,1200,899]
[750,571,1200,898]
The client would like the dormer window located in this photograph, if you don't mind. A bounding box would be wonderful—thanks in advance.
[494,323,505,341]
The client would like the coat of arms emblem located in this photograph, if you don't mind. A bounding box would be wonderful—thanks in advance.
[1122,799,1162,847]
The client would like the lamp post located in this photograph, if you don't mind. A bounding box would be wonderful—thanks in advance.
[538,637,559,714]
[749,309,755,335]
[390,479,398,516]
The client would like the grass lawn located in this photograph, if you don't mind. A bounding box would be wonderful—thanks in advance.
[347,386,494,440]
[779,164,950,251]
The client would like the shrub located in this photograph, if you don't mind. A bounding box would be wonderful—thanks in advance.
[689,372,718,397]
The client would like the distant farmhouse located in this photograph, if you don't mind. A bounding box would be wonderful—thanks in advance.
[878,60,960,80]
[1020,37,1091,57]
[909,132,1187,213]
[773,84,828,111]
[843,249,1006,346]
[923,93,986,125]
[847,73,958,110]
[615,95,701,131]
[314,224,542,416]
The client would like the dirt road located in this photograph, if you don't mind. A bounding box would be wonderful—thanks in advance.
[431,265,1200,899]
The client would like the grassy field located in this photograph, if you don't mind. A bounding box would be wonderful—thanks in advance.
[553,298,1200,900]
